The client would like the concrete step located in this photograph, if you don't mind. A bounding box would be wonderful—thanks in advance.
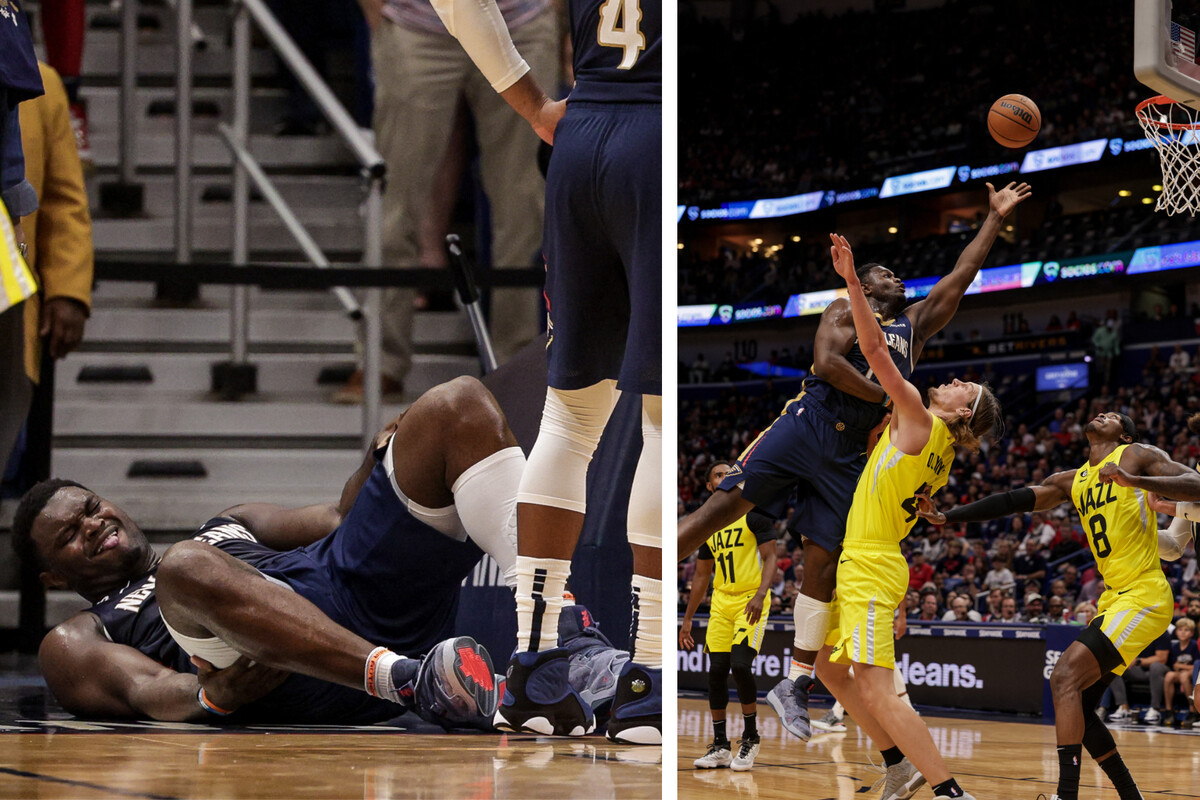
[0,591,91,629]
[54,395,408,438]
[50,449,363,529]
[91,204,363,255]
[57,351,479,397]
[85,127,357,172]
[82,307,474,347]
[82,32,278,80]
[86,173,364,215]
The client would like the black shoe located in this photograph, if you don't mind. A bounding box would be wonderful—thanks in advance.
[605,662,661,744]
[494,648,595,736]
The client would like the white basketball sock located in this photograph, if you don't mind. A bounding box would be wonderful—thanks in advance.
[364,647,412,705]
[631,574,663,665]
[514,556,571,653]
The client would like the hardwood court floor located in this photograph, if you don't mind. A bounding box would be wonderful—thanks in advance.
[677,697,1200,799]
[1,728,662,799]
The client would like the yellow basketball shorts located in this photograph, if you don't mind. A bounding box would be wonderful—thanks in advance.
[827,546,908,669]
[1093,575,1174,675]
[705,589,768,653]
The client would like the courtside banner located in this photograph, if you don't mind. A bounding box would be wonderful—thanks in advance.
[678,617,1046,715]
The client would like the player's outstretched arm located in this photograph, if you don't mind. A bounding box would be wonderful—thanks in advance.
[39,614,284,721]
[916,470,1074,525]
[1101,444,1200,502]
[679,558,714,650]
[428,0,565,144]
[830,233,929,453]
[907,181,1032,342]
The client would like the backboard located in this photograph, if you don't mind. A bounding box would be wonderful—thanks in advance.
[1135,0,1200,107]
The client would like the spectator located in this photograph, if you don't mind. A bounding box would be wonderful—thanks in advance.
[982,588,1004,621]
[1102,630,1171,723]
[1163,618,1199,727]
[1045,595,1069,624]
[917,592,941,622]
[1012,538,1048,588]
[1071,601,1097,626]
[1023,512,1056,551]
[908,549,934,591]
[1169,343,1191,374]
[1020,593,1048,624]
[942,595,982,623]
[936,536,968,579]
[983,555,1015,592]
[997,595,1020,623]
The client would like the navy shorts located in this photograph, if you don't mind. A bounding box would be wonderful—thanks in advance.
[717,395,870,553]
[261,463,484,658]
[542,101,661,396]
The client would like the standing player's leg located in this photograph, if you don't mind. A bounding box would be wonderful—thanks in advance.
[607,394,664,743]
[695,601,735,769]
[495,104,631,737]
[604,101,664,744]
[727,638,763,770]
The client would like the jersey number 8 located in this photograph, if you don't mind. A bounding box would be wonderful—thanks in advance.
[597,0,646,69]
[1088,513,1112,559]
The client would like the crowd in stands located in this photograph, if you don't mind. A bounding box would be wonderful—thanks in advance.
[679,0,1140,204]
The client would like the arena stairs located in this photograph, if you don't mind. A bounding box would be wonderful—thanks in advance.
[0,0,483,632]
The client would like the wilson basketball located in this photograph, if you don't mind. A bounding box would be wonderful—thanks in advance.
[988,94,1041,148]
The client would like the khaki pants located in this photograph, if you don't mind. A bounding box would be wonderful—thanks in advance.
[371,13,559,381]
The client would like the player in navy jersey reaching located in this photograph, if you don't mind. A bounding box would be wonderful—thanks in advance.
[677,182,1031,742]
[15,377,537,726]
[429,0,662,742]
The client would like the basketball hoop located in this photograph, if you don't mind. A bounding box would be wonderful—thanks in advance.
[1136,95,1200,215]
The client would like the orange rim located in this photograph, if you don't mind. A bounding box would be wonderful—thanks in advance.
[1136,95,1200,130]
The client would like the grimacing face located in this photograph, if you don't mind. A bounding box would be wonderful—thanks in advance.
[30,487,151,595]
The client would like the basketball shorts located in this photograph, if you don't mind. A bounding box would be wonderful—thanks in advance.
[542,101,661,396]
[717,394,869,552]
[1092,574,1174,676]
[827,544,907,669]
[705,589,768,653]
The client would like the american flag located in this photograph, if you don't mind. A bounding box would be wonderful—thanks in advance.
[1172,21,1196,63]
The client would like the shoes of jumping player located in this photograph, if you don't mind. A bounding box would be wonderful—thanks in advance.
[413,636,500,731]
[879,757,926,800]
[693,738,732,769]
[811,708,847,732]
[766,676,813,740]
[605,662,662,744]
[494,647,596,736]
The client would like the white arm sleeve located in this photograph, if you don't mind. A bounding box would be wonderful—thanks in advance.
[428,0,530,92]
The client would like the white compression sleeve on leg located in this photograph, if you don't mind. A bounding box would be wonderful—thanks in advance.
[517,381,619,513]
[1177,501,1200,523]
[451,446,525,588]
[627,395,662,548]
[792,593,833,652]
[428,0,529,91]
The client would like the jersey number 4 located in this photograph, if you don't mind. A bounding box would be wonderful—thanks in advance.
[597,0,646,69]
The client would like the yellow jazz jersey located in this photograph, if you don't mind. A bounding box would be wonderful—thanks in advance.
[1070,445,1161,591]
[1070,445,1173,672]
[699,513,772,596]
[828,417,955,669]
[844,416,956,548]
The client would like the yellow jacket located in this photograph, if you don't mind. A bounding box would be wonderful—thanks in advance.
[19,62,94,383]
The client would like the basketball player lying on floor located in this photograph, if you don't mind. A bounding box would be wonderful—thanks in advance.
[15,377,616,728]
[917,412,1200,800]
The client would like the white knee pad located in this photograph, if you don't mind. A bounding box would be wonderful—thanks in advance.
[517,380,619,513]
[628,394,661,549]
[792,593,833,651]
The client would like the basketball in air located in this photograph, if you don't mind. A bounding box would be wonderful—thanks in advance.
[987,94,1041,148]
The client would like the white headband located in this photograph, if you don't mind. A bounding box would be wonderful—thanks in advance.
[970,385,984,418]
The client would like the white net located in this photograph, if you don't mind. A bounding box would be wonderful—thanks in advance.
[1137,96,1200,216]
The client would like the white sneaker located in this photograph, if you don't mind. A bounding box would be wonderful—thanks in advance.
[812,708,847,732]
[1143,707,1162,724]
[1107,707,1133,722]
[693,739,732,769]
[730,735,760,771]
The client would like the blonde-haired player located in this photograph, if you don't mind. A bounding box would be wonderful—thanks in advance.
[680,461,778,771]
[919,412,1200,800]
[790,234,1000,800]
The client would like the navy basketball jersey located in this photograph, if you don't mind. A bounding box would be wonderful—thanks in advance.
[802,311,915,432]
[88,518,398,724]
[568,0,660,103]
